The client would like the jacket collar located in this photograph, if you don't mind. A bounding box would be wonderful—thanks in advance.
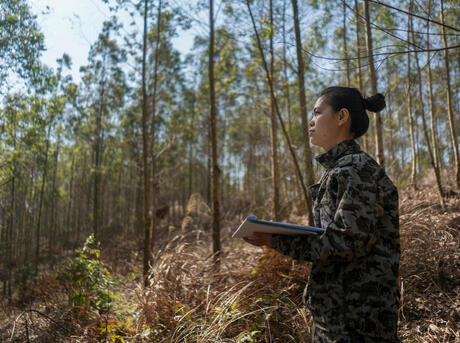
[315,139,361,169]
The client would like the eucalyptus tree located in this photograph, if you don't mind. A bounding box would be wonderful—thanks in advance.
[291,0,314,224]
[0,0,44,92]
[208,0,222,264]
[146,4,187,242]
[1,91,48,298]
[363,0,385,168]
[406,0,417,189]
[78,18,128,242]
[354,0,366,151]
[409,3,446,209]
[0,95,22,299]
[33,63,70,276]
[148,0,162,252]
[440,0,459,189]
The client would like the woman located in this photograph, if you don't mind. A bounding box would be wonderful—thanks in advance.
[244,86,400,342]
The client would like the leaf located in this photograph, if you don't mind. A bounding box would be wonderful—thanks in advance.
[278,273,291,279]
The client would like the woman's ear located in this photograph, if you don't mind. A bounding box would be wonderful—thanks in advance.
[337,108,350,126]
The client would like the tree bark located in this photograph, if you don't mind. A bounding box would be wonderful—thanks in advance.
[354,0,368,153]
[363,0,385,168]
[48,137,60,262]
[7,112,17,301]
[421,0,445,207]
[141,0,151,286]
[343,1,350,87]
[93,57,106,243]
[209,0,221,265]
[406,1,417,189]
[440,0,459,189]
[269,0,280,221]
[35,120,52,276]
[150,0,162,252]
[291,0,314,225]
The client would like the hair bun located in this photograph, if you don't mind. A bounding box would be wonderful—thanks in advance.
[362,93,386,112]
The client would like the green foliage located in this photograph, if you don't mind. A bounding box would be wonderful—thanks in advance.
[98,317,136,343]
[56,234,118,319]
[0,0,45,89]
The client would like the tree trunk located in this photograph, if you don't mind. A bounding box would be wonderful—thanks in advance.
[93,73,106,242]
[67,154,75,242]
[247,0,311,224]
[406,1,417,189]
[354,0,368,153]
[363,0,385,168]
[209,0,221,265]
[35,121,52,276]
[282,0,293,135]
[141,0,151,286]
[440,0,459,189]
[342,1,350,87]
[207,124,211,204]
[291,0,314,225]
[150,0,162,252]
[188,114,194,200]
[269,0,280,221]
[420,0,445,207]
[427,2,442,173]
[48,138,60,262]
[7,113,17,301]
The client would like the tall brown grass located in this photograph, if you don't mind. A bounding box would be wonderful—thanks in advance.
[2,174,458,342]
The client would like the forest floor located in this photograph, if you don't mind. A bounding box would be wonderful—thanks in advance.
[1,172,459,342]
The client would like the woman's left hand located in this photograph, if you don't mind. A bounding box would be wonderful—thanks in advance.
[243,232,272,247]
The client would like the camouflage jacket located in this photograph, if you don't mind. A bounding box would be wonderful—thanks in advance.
[271,139,400,340]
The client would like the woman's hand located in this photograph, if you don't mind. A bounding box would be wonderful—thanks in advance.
[243,232,272,248]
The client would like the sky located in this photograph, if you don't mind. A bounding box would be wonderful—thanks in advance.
[29,0,195,83]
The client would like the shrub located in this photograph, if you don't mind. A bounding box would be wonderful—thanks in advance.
[56,234,118,321]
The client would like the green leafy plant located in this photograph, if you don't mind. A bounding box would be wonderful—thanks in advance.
[57,234,117,319]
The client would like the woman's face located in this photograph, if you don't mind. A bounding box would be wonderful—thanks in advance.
[309,96,351,151]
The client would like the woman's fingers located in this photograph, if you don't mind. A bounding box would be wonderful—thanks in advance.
[243,232,272,247]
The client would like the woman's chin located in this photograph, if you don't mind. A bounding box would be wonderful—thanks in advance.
[310,137,319,146]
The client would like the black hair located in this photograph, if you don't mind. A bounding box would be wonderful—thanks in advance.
[319,86,386,138]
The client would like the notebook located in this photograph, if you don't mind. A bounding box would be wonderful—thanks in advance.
[232,215,325,238]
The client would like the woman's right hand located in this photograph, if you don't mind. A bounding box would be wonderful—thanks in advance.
[243,232,272,248]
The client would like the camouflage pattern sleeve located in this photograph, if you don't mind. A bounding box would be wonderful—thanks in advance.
[271,165,382,263]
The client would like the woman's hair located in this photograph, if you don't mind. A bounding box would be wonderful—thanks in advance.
[319,86,386,138]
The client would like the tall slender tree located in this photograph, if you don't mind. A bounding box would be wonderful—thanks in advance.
[209,0,221,265]
[141,0,152,285]
[149,0,162,252]
[246,0,311,222]
[406,0,417,189]
[364,0,385,168]
[440,0,459,189]
[354,0,368,153]
[426,0,442,193]
[342,1,350,87]
[268,0,280,221]
[412,2,445,208]
[291,0,314,225]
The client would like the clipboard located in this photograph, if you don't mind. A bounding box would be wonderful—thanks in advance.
[232,215,325,238]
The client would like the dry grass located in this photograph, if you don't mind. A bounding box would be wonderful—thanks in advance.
[1,172,459,342]
[397,172,460,342]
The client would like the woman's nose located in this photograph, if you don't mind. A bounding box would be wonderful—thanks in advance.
[309,118,314,127]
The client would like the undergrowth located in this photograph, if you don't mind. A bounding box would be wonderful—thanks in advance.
[1,174,459,342]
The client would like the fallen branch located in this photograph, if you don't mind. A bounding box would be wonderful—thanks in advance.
[10,309,71,342]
